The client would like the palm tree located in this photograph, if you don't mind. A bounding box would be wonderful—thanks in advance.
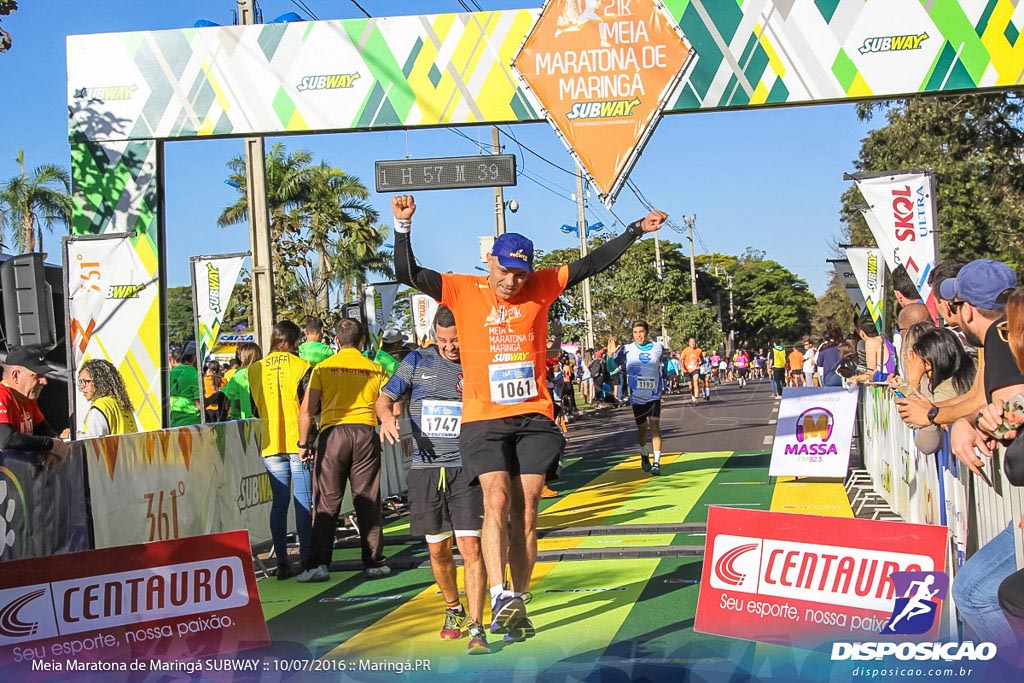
[305,163,380,309]
[218,143,314,240]
[0,149,73,254]
[329,219,395,303]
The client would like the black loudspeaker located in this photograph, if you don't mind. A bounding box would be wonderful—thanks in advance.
[0,253,57,351]
[340,301,366,329]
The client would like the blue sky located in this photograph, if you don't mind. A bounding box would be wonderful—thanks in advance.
[0,0,876,296]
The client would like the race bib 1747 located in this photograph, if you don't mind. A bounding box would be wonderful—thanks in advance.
[420,400,462,438]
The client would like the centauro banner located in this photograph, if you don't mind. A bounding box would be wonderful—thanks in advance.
[845,247,886,335]
[851,170,939,319]
[190,252,247,381]
[0,530,267,668]
[695,507,947,646]
[64,234,159,434]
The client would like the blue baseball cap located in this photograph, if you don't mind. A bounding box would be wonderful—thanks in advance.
[939,258,1017,309]
[491,233,534,272]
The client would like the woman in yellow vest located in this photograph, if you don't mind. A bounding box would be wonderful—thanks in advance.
[78,359,139,437]
[248,320,314,579]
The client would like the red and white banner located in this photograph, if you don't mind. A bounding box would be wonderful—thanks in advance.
[0,530,267,669]
[852,170,939,319]
[695,507,947,646]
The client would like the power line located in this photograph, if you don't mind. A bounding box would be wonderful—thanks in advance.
[497,126,577,177]
[289,0,319,20]
[348,0,371,18]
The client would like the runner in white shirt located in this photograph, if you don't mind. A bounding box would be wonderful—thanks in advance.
[614,320,665,475]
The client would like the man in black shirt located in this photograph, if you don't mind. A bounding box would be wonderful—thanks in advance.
[935,259,1021,654]
[0,347,68,470]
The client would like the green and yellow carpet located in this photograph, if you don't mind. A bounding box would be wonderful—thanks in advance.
[257,450,852,680]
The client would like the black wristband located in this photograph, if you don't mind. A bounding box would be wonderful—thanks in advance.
[626,220,644,238]
[297,441,310,449]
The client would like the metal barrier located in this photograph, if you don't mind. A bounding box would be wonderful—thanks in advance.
[858,385,1024,570]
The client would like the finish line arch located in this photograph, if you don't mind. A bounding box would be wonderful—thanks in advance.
[66,1,1024,429]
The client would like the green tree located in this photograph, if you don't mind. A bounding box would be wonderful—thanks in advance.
[218,144,387,321]
[730,250,816,347]
[665,303,722,353]
[841,94,1024,269]
[165,286,195,346]
[812,271,857,339]
[0,1,17,53]
[0,149,73,253]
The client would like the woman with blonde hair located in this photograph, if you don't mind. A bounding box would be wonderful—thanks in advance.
[78,359,138,437]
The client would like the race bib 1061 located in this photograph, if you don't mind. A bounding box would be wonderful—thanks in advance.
[488,361,538,405]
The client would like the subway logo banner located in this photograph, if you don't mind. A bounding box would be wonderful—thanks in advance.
[695,507,947,646]
[0,530,267,670]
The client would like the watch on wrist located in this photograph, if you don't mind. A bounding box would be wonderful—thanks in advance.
[927,405,940,425]
[297,441,309,449]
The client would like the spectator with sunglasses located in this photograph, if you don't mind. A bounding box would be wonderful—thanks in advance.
[912,259,1021,655]
[896,260,1016,433]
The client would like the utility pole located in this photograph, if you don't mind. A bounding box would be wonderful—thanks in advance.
[576,165,595,351]
[238,0,275,351]
[685,214,698,305]
[653,231,667,345]
[493,127,506,236]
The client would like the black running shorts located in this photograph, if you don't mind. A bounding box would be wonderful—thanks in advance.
[631,400,661,424]
[407,466,483,537]
[460,414,565,482]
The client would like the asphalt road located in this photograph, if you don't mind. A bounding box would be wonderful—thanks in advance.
[565,376,780,460]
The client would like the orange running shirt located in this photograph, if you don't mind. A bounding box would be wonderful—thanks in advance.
[789,350,804,371]
[680,347,703,373]
[441,268,568,424]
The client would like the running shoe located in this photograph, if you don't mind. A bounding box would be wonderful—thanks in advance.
[691,396,698,404]
[276,563,297,581]
[640,454,652,473]
[651,463,661,476]
[541,485,559,498]
[365,565,392,578]
[296,565,329,583]
[503,617,536,643]
[440,606,467,640]
[467,623,491,654]
[490,593,526,634]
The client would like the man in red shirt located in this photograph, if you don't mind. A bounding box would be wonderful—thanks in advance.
[394,194,665,641]
[0,347,68,470]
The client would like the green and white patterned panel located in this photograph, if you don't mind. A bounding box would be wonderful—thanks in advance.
[70,140,164,432]
[67,2,1024,139]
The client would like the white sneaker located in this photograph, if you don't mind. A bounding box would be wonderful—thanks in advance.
[365,565,392,578]
[296,565,330,583]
